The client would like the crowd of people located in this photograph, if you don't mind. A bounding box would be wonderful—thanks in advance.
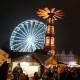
[12,63,80,80]
[41,66,80,80]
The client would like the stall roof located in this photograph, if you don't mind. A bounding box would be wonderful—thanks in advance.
[3,48,57,65]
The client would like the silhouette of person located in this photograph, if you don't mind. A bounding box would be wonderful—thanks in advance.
[12,63,23,80]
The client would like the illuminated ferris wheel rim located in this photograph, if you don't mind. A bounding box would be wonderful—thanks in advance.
[12,19,46,30]
[10,19,46,52]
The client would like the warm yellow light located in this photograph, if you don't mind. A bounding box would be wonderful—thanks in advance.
[37,7,64,20]
[12,62,39,77]
[51,37,54,46]
[42,15,49,19]
[21,62,29,66]
[44,7,50,13]
[46,37,50,46]
[51,26,54,34]
[47,25,50,34]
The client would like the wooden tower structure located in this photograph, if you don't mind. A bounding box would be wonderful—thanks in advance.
[37,7,63,55]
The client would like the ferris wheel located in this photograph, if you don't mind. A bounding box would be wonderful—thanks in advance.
[10,20,46,52]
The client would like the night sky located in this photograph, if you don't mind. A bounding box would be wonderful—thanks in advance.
[0,0,80,53]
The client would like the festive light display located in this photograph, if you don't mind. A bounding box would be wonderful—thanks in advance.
[37,7,63,55]
[37,7,63,20]
[10,20,46,52]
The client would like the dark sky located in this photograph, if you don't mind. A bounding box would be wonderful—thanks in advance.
[0,0,80,53]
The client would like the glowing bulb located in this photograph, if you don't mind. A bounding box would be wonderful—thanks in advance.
[28,37,32,42]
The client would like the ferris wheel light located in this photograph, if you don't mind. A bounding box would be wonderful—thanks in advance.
[28,37,32,42]
[10,20,46,52]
